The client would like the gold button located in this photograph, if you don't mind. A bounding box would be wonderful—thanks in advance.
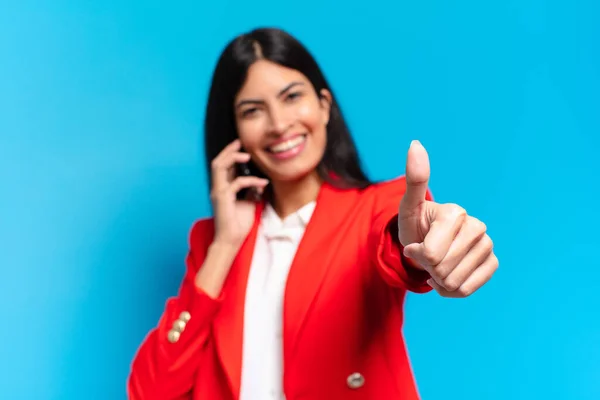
[179,311,191,323]
[172,319,186,333]
[167,329,180,343]
[347,372,365,389]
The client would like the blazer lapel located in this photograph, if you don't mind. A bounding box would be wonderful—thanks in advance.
[212,202,264,399]
[283,182,356,361]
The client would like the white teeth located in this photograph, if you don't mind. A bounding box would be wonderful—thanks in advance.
[269,136,305,153]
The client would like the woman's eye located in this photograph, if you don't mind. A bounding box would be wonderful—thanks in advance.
[242,108,258,117]
[286,92,302,102]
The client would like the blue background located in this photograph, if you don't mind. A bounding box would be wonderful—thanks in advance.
[1,1,598,399]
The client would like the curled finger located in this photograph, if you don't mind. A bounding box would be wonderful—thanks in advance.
[428,252,498,298]
[228,176,269,196]
[430,216,487,284]
[211,151,251,190]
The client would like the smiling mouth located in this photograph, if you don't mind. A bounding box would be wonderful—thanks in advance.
[266,134,307,154]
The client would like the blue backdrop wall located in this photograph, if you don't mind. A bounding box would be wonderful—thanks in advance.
[1,1,598,399]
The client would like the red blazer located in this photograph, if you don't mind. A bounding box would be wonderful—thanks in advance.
[128,176,433,400]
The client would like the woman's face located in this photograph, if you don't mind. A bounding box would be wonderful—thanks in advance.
[234,60,331,183]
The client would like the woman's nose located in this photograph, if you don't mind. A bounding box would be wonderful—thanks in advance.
[267,106,294,135]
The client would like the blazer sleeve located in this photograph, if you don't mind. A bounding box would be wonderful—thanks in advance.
[127,219,221,399]
[368,176,433,293]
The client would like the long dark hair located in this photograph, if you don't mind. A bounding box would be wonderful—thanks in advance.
[204,27,372,192]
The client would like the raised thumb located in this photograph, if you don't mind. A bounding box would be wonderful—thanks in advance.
[399,140,431,214]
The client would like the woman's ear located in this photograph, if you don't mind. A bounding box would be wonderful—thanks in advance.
[319,88,332,125]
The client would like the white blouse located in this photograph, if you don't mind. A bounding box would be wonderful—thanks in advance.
[239,201,316,400]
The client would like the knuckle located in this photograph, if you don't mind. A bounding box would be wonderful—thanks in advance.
[481,235,494,252]
[491,254,499,270]
[442,277,461,292]
[471,218,487,235]
[440,203,466,222]
[457,285,474,297]
[449,203,467,218]
[432,263,451,280]
[422,245,443,265]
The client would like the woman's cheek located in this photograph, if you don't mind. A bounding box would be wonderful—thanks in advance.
[296,104,321,129]
[238,121,266,150]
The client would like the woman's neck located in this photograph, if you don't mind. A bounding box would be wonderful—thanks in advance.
[270,171,322,219]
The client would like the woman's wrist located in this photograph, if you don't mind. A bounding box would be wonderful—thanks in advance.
[194,241,240,299]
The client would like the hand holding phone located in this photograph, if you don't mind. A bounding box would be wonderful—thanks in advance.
[210,140,269,248]
[236,162,263,202]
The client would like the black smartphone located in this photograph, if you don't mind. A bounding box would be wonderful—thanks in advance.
[235,162,262,201]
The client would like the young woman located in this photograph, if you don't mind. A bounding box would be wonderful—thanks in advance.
[128,27,498,400]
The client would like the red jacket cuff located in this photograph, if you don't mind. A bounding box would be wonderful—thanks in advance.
[157,287,222,358]
[373,215,432,293]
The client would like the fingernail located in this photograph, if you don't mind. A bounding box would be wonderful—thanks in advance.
[410,140,421,148]
[427,279,433,286]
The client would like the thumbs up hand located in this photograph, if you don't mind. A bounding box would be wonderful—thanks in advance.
[398,141,498,298]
